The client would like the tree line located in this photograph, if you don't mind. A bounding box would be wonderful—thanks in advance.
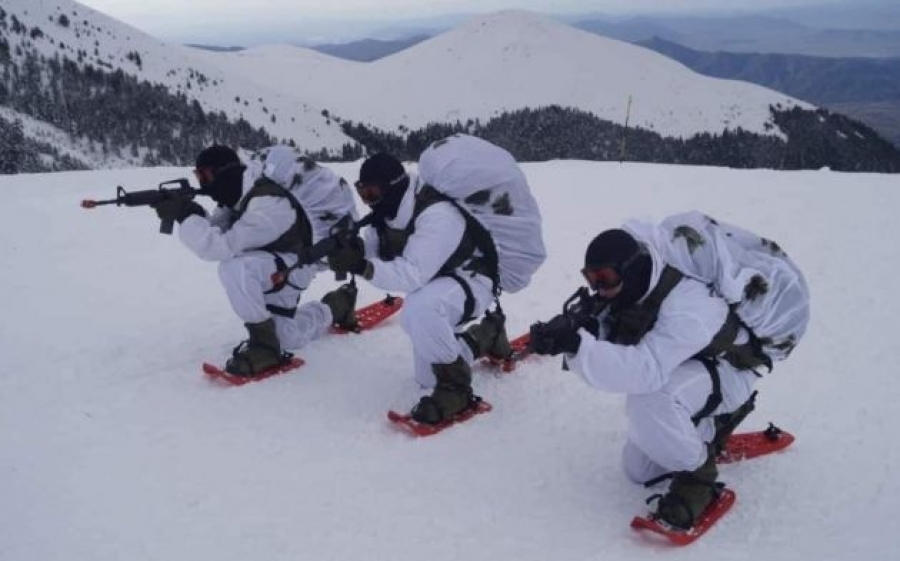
[339,105,900,172]
[0,37,277,173]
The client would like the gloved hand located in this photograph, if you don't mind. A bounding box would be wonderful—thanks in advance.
[328,235,370,277]
[529,313,583,356]
[152,195,205,224]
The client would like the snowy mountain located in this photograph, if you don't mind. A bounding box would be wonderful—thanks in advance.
[1,161,897,560]
[3,3,897,173]
[2,3,812,165]
[0,0,352,166]
[220,10,809,139]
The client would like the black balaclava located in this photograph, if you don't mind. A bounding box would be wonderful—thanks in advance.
[358,153,408,221]
[584,229,653,310]
[195,145,245,209]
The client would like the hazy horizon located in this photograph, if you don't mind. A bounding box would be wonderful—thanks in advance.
[73,0,898,47]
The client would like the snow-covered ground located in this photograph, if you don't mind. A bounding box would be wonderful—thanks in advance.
[1,161,897,560]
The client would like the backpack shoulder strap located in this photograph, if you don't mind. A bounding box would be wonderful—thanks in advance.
[238,177,313,253]
[413,185,501,295]
[644,265,683,310]
[609,265,683,345]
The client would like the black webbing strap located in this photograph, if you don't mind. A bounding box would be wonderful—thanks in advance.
[416,185,502,296]
[266,304,297,319]
[443,271,476,326]
[265,252,303,295]
[691,357,723,425]
[264,253,304,318]
[643,472,675,488]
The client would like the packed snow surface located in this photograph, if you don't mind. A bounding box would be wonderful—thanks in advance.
[1,161,896,560]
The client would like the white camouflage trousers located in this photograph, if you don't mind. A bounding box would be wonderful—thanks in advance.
[217,251,332,350]
[622,359,759,483]
[400,274,495,388]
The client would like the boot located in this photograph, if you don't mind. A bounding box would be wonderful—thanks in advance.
[655,444,720,530]
[712,391,757,456]
[225,318,285,377]
[410,357,474,425]
[322,282,358,330]
[461,309,511,360]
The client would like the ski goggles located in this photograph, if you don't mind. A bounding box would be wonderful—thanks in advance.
[354,173,406,206]
[354,181,384,206]
[581,244,647,294]
[581,265,624,293]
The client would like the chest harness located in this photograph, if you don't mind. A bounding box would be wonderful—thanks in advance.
[607,265,772,424]
[373,185,501,325]
[232,177,313,319]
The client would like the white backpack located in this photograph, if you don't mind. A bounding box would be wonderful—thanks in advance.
[243,145,358,244]
[626,211,810,362]
[417,134,546,294]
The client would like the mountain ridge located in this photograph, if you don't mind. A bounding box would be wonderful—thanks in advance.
[214,10,808,139]
[1,2,897,172]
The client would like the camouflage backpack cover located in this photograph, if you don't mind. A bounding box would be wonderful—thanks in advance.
[416,134,546,294]
[625,211,810,363]
[243,145,358,246]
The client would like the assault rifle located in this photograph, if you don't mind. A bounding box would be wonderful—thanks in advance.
[528,286,607,362]
[270,213,375,286]
[81,179,205,235]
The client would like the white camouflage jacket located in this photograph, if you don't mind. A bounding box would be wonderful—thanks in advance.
[361,173,471,294]
[177,147,354,263]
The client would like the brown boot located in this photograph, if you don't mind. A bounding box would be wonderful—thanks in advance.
[461,309,511,360]
[410,357,475,425]
[321,282,359,331]
[225,318,285,376]
[655,444,721,530]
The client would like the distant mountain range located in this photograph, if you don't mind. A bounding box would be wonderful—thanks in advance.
[636,37,900,147]
[573,15,900,59]
[311,35,430,63]
[307,12,900,61]
[636,37,900,104]
[1,1,898,173]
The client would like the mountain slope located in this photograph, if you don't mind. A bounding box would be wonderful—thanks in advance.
[217,10,810,139]
[1,162,898,560]
[0,0,352,157]
[4,4,895,172]
[637,37,900,148]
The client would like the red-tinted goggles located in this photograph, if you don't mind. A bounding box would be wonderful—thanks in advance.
[354,172,406,206]
[581,265,623,292]
[354,181,384,205]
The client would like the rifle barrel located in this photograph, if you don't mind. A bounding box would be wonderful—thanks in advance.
[81,198,118,208]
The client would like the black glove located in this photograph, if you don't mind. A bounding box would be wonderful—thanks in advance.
[328,235,369,277]
[529,314,583,356]
[152,195,205,224]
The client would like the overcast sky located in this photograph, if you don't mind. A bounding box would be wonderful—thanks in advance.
[75,0,859,45]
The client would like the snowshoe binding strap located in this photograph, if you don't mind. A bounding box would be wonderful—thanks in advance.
[226,340,293,378]
[646,481,726,531]
[410,392,483,425]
